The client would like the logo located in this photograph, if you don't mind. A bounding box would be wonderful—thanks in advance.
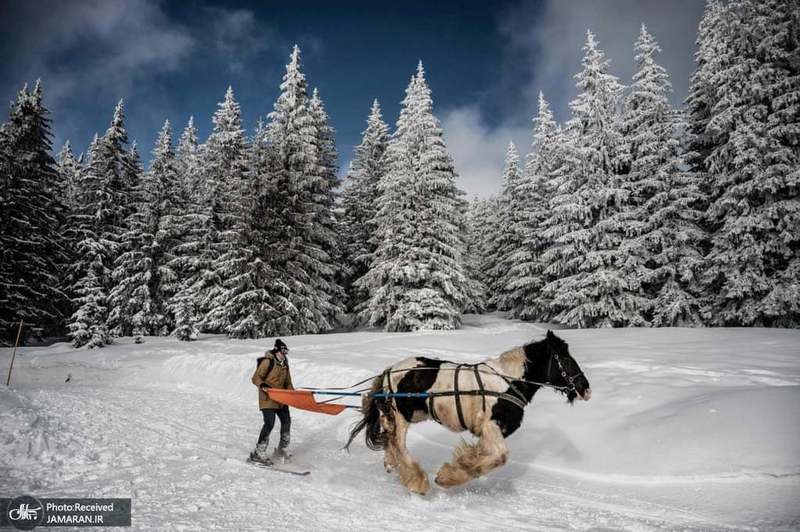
[6,495,44,530]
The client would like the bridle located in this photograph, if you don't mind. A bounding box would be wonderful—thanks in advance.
[545,350,584,394]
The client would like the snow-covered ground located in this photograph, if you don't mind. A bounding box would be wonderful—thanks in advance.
[2,314,799,531]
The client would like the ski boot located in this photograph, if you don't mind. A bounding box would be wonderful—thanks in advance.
[249,443,273,466]
[272,447,292,464]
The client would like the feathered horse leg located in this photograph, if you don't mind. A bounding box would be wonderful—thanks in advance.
[435,420,508,488]
[380,406,399,473]
[390,410,430,494]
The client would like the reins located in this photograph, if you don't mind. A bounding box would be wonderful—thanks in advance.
[304,365,574,395]
[303,353,580,419]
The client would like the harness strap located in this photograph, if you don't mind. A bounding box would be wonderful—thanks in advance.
[428,394,440,423]
[424,389,527,411]
[454,364,468,431]
[481,362,529,407]
[383,369,394,395]
[473,364,486,413]
[545,354,553,385]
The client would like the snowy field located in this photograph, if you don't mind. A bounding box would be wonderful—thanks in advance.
[2,314,799,531]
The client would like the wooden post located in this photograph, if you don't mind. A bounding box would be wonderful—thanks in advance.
[5,320,23,386]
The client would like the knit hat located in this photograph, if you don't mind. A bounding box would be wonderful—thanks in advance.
[274,339,288,353]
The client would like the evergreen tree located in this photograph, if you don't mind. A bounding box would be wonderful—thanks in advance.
[67,253,110,348]
[66,135,108,347]
[168,118,211,341]
[462,196,489,314]
[358,63,468,331]
[472,194,504,312]
[700,0,800,326]
[507,93,562,321]
[540,31,629,327]
[56,141,82,210]
[341,99,390,314]
[255,45,340,334]
[486,142,522,311]
[177,116,203,203]
[194,87,249,332]
[308,88,345,323]
[685,0,729,197]
[108,120,185,338]
[0,81,67,342]
[202,114,283,339]
[619,26,706,326]
[67,101,139,345]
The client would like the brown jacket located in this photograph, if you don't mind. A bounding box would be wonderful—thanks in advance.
[251,350,294,409]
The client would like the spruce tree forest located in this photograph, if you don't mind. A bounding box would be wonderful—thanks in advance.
[1,0,798,347]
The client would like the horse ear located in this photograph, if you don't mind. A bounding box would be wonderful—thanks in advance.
[546,329,555,340]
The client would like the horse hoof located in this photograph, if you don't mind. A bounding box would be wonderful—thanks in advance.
[435,463,469,488]
[408,477,430,495]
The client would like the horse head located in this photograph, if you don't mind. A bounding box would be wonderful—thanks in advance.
[530,330,591,404]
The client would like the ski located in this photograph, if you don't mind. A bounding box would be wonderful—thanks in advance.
[247,456,310,476]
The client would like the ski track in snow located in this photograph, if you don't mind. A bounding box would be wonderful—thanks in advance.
[2,314,799,531]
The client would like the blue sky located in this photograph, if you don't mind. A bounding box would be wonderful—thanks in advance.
[0,0,705,197]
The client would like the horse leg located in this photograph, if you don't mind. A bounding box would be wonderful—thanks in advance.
[380,408,399,473]
[435,420,508,488]
[391,411,430,495]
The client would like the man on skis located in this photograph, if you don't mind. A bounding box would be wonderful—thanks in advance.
[250,339,294,466]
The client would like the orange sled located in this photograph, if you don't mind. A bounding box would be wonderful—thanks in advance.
[266,389,350,415]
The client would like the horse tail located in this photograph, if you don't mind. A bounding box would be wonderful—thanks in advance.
[345,373,389,451]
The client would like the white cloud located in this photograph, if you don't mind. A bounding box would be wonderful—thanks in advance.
[500,0,705,121]
[441,106,530,199]
[6,0,194,106]
[204,7,272,73]
[441,0,705,198]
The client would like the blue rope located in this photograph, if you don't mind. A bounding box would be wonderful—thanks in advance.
[304,390,430,398]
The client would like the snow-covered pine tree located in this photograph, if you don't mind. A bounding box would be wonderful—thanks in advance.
[506,92,562,321]
[255,45,339,335]
[618,25,706,326]
[685,0,729,202]
[750,0,800,326]
[152,126,193,336]
[540,31,629,328]
[67,135,112,347]
[308,88,345,323]
[67,252,110,348]
[203,118,282,339]
[55,141,86,328]
[462,196,489,314]
[700,0,800,326]
[67,101,140,345]
[108,120,186,339]
[486,142,523,311]
[56,141,82,210]
[89,102,138,259]
[167,117,212,341]
[358,62,468,331]
[177,116,203,203]
[194,87,249,333]
[341,99,390,314]
[93,101,140,235]
[472,194,504,312]
[0,81,67,341]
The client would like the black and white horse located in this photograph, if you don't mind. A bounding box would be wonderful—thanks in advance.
[346,330,591,494]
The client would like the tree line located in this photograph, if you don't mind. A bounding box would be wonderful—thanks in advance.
[0,0,797,346]
[469,1,798,328]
